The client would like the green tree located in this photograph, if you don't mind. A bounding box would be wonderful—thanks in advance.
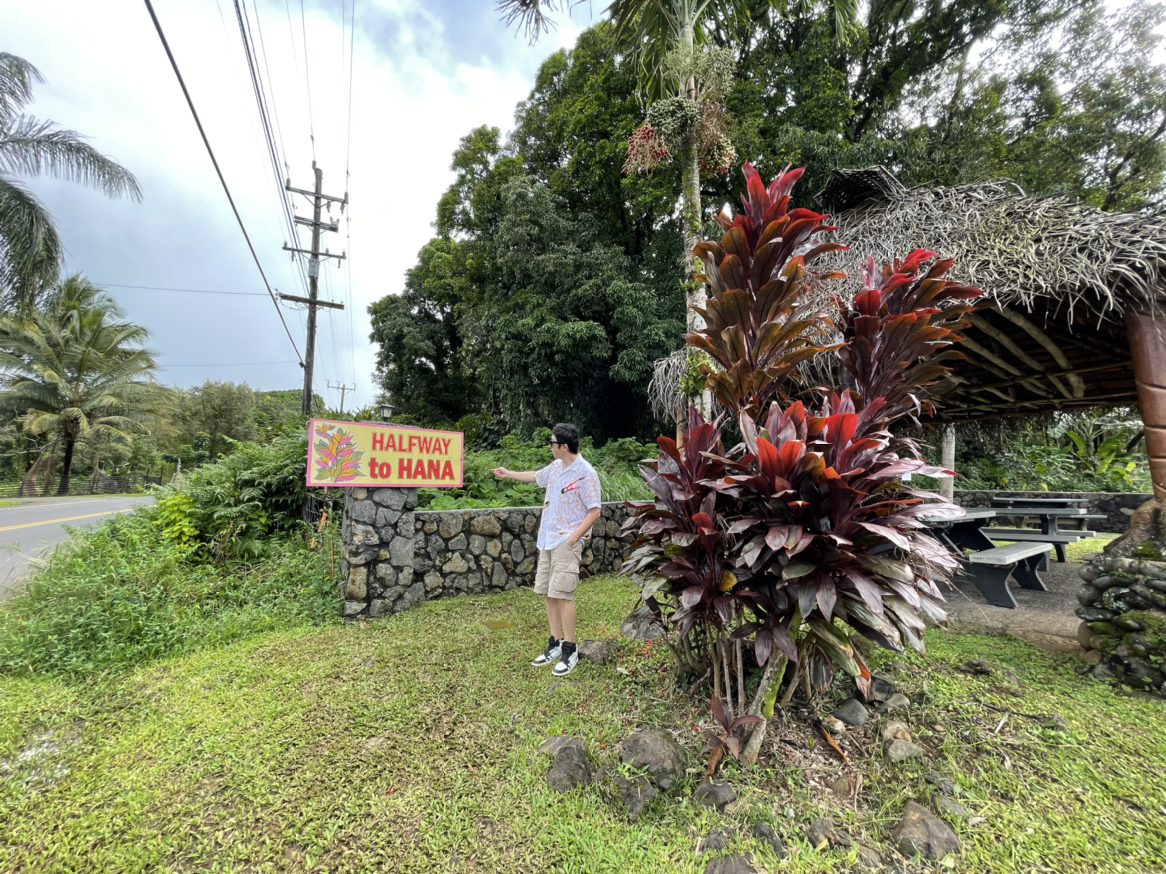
[368,237,480,427]
[0,53,141,312]
[177,381,259,461]
[0,275,172,494]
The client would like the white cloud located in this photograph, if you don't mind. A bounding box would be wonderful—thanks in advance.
[4,0,589,412]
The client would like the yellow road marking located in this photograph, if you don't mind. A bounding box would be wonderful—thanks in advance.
[0,508,136,533]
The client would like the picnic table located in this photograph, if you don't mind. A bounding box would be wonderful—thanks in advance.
[921,507,1051,608]
[986,497,1101,561]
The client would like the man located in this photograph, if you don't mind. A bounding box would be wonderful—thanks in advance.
[493,423,602,676]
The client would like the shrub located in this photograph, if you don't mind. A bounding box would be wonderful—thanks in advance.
[0,511,337,677]
[622,164,981,740]
[153,429,309,560]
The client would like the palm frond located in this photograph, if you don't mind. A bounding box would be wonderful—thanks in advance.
[0,176,62,309]
[0,53,43,128]
[0,115,142,201]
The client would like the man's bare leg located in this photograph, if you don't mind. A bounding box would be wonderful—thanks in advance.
[557,598,576,644]
[545,597,562,641]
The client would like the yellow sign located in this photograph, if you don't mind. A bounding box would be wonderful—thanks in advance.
[307,418,464,488]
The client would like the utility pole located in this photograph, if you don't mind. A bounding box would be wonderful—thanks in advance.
[283,163,347,415]
[328,380,355,413]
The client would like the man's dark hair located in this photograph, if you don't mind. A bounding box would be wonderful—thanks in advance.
[552,423,579,454]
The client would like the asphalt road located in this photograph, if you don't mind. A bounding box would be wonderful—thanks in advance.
[0,496,154,602]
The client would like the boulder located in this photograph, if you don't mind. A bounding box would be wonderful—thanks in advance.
[619,729,687,791]
[620,605,665,640]
[704,855,754,874]
[892,800,962,860]
[578,639,619,665]
[833,698,869,727]
[693,779,736,810]
[546,738,591,792]
[751,822,786,858]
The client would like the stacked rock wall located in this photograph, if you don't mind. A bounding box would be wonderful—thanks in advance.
[1076,554,1166,698]
[341,489,633,619]
[954,491,1152,534]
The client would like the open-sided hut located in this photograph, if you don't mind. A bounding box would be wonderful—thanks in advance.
[816,167,1166,511]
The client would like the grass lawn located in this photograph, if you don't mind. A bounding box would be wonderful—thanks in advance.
[2,575,1164,873]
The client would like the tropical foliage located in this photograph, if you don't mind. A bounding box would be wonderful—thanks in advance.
[0,52,140,313]
[0,275,172,494]
[379,3,1166,443]
[621,164,981,760]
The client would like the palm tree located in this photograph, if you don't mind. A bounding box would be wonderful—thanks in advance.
[1,53,142,313]
[0,275,173,495]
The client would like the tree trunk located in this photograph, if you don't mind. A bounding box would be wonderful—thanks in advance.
[940,424,956,501]
[55,435,77,496]
[681,137,704,334]
[739,653,789,766]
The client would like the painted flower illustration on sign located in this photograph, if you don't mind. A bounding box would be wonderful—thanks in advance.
[313,424,364,483]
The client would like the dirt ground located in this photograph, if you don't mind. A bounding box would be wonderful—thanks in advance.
[942,558,1085,653]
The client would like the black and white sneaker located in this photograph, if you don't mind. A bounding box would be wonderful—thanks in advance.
[552,643,579,677]
[532,636,562,667]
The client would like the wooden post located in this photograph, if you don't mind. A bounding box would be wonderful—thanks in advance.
[940,424,956,501]
[1127,310,1166,500]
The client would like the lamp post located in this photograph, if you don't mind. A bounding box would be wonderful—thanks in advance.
[380,403,394,424]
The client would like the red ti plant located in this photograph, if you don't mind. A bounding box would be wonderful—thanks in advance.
[622,164,981,758]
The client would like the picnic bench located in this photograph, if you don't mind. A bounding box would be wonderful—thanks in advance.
[921,508,1054,608]
[964,541,1053,609]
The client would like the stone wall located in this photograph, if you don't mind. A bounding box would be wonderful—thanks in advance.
[953,491,1153,534]
[341,488,633,620]
[1076,554,1166,698]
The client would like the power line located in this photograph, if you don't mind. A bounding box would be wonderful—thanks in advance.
[142,0,303,363]
[236,0,310,300]
[97,283,267,297]
[300,0,316,161]
[344,0,358,386]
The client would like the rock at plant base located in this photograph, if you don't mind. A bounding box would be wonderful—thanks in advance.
[1077,621,1095,648]
[703,831,730,854]
[882,720,911,741]
[833,698,869,727]
[578,639,618,665]
[751,822,786,858]
[937,797,970,820]
[885,738,924,763]
[962,659,994,675]
[619,730,687,791]
[620,605,664,640]
[892,800,962,860]
[546,738,591,792]
[693,779,736,810]
[859,674,896,703]
[538,736,574,757]
[805,817,837,850]
[881,692,911,712]
[705,854,754,874]
[823,717,847,734]
[1082,649,1103,666]
[925,774,958,796]
[607,773,657,823]
[856,845,884,870]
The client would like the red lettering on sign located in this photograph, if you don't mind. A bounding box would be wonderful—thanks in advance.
[379,461,391,479]
[386,433,397,451]
[427,459,441,479]
[369,457,379,478]
[372,433,384,452]
[442,460,454,480]
[398,458,412,479]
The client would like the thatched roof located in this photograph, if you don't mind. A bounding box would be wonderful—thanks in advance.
[815,167,1166,423]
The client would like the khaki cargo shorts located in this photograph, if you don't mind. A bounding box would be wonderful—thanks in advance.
[534,539,585,601]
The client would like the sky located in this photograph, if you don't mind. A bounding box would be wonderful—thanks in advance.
[4,0,597,412]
